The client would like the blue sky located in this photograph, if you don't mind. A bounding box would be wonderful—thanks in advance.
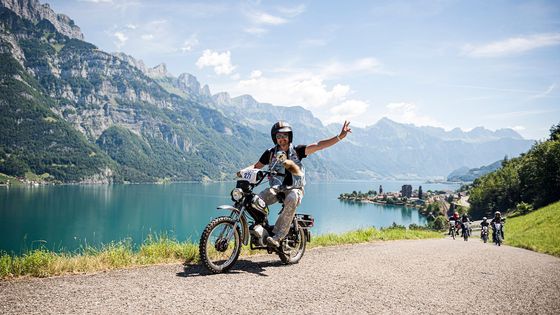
[46,0,560,140]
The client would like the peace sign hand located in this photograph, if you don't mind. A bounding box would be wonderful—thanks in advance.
[338,121,352,140]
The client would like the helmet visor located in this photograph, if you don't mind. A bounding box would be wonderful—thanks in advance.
[276,126,292,133]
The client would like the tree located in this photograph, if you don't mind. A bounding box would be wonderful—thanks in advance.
[549,122,560,141]
[418,186,423,199]
[469,122,560,218]
[431,216,447,231]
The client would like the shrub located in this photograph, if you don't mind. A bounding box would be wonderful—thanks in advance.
[431,215,448,231]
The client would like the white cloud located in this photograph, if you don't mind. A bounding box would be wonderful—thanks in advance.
[324,100,369,125]
[385,102,442,127]
[512,126,526,131]
[250,70,262,79]
[277,4,306,17]
[112,31,128,48]
[248,11,288,25]
[180,35,199,52]
[232,73,347,108]
[244,5,304,34]
[463,33,560,57]
[125,24,136,30]
[196,50,236,75]
[141,34,154,40]
[213,56,385,125]
[530,83,556,99]
[229,72,371,126]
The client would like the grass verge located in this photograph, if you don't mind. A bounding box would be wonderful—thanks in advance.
[0,227,442,279]
[505,201,560,257]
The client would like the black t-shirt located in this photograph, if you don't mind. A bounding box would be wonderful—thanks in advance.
[258,145,307,165]
[258,145,307,186]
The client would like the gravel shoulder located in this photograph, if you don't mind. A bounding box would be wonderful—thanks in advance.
[1,238,559,314]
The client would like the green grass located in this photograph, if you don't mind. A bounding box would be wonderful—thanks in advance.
[309,226,442,247]
[0,227,442,279]
[0,173,25,187]
[505,201,560,257]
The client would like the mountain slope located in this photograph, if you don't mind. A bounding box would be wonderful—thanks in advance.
[0,3,268,182]
[0,48,114,182]
[447,160,503,182]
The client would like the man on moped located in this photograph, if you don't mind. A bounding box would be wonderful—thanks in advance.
[243,120,351,248]
[448,212,460,235]
[491,211,505,242]
[460,213,471,237]
[480,216,490,234]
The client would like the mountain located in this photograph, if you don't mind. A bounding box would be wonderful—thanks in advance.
[331,121,530,179]
[0,0,536,183]
[419,125,523,142]
[0,1,269,183]
[447,160,503,182]
[0,0,83,39]
[146,63,533,179]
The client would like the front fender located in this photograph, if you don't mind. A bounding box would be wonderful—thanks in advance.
[217,205,240,213]
[216,205,249,246]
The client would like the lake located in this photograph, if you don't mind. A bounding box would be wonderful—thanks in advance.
[0,180,459,254]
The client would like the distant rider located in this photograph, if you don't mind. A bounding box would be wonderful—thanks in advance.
[448,212,460,235]
[480,216,490,238]
[243,120,351,248]
[460,213,471,237]
[491,211,505,242]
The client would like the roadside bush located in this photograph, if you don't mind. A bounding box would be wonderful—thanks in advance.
[516,202,533,215]
[431,215,448,231]
[408,223,430,231]
[388,222,406,229]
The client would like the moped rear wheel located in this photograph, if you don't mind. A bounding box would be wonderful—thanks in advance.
[199,216,241,273]
[278,226,306,264]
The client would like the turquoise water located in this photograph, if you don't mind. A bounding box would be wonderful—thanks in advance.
[0,181,459,254]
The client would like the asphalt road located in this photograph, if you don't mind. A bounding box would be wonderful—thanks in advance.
[1,238,559,314]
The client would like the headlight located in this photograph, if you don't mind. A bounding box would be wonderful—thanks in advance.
[231,188,243,201]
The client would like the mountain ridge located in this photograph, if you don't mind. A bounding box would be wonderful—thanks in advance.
[0,0,535,183]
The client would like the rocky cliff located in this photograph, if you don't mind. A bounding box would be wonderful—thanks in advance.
[0,3,268,183]
[0,0,83,39]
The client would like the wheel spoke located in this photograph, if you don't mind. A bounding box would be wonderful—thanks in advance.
[200,217,241,273]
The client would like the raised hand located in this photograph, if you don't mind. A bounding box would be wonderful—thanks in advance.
[339,121,352,140]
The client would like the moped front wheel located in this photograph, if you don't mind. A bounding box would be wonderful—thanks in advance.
[199,216,242,274]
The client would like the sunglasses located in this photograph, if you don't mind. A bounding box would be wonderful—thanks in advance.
[275,133,289,139]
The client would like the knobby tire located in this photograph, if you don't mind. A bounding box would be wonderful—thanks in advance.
[199,216,242,274]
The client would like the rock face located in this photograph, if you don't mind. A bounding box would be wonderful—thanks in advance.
[0,0,83,39]
[0,1,268,183]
